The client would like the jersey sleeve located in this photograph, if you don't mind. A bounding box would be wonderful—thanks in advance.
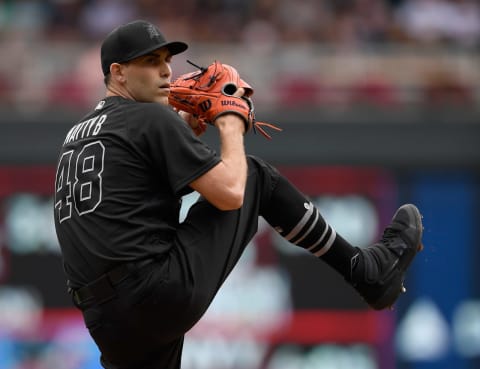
[129,104,220,196]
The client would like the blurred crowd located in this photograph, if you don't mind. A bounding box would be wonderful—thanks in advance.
[2,0,480,46]
[0,0,479,113]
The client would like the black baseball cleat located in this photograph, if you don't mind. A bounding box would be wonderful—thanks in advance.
[349,204,424,310]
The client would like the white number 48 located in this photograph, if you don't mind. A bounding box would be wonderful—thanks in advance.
[54,141,105,223]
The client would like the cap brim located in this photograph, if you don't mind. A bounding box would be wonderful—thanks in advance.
[120,41,188,63]
[166,41,189,55]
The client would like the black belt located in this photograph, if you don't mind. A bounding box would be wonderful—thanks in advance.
[71,258,156,306]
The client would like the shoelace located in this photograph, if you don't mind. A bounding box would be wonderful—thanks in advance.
[380,227,398,246]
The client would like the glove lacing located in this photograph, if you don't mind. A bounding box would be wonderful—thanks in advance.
[183,60,283,139]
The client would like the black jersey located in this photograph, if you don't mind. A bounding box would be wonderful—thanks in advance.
[54,96,220,288]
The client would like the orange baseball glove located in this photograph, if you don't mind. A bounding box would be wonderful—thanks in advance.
[169,60,281,139]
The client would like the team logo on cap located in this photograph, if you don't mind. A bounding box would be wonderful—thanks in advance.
[145,24,161,39]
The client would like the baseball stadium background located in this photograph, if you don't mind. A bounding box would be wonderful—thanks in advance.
[0,1,479,368]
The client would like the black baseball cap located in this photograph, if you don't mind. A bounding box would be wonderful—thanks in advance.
[101,20,188,76]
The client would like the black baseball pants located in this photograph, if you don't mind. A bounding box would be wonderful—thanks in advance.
[78,156,284,369]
